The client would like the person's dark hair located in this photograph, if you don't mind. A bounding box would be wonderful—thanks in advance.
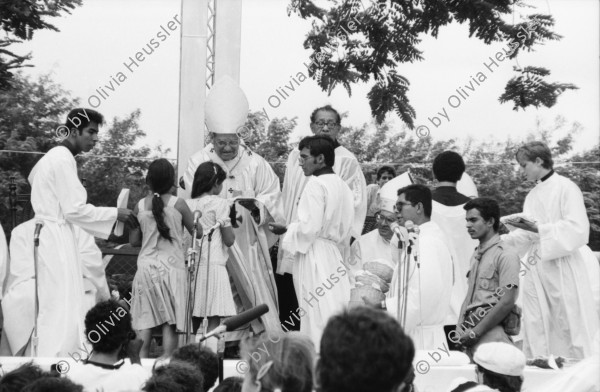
[377,166,396,180]
[21,377,83,392]
[515,141,554,169]
[310,105,341,125]
[0,362,56,392]
[171,344,218,392]
[146,158,176,242]
[65,108,104,135]
[477,365,523,392]
[191,162,227,199]
[142,362,203,392]
[318,306,415,392]
[397,184,432,218]
[432,151,466,182]
[212,377,243,392]
[464,197,500,231]
[298,135,335,167]
[240,332,314,392]
[84,300,133,353]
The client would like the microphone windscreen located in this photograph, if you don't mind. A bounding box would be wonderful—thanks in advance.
[405,220,414,230]
[223,304,269,331]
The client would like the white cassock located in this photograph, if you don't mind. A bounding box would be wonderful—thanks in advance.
[183,144,282,333]
[281,172,354,347]
[278,147,367,274]
[502,173,599,359]
[1,220,110,356]
[431,202,477,324]
[386,221,453,350]
[1,146,117,357]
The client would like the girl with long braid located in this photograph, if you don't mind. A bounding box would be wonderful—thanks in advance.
[185,161,236,338]
[130,158,200,357]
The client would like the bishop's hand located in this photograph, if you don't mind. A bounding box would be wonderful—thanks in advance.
[268,222,287,235]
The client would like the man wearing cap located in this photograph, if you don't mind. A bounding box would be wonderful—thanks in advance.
[384,183,454,349]
[182,77,282,333]
[279,105,367,275]
[430,151,478,323]
[454,198,520,357]
[473,342,526,392]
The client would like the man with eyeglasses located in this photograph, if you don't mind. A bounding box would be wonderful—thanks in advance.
[181,77,283,336]
[384,184,454,350]
[279,105,367,275]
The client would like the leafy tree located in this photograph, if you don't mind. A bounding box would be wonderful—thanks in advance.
[288,0,572,127]
[0,0,82,90]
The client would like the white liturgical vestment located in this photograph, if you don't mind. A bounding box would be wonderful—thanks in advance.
[279,147,367,274]
[282,172,354,348]
[1,146,117,357]
[431,202,477,323]
[503,173,599,359]
[183,144,283,333]
[386,221,454,350]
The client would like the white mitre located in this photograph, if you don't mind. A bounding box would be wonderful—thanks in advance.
[205,76,249,134]
[376,172,414,213]
[457,172,478,198]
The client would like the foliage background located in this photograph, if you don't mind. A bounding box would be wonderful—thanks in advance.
[1,73,598,250]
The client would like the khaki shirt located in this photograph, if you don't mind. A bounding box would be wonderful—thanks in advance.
[461,234,520,313]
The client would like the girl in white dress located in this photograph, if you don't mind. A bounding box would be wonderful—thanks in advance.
[186,162,236,336]
[130,158,199,357]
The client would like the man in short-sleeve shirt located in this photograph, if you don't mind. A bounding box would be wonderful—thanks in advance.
[453,198,520,357]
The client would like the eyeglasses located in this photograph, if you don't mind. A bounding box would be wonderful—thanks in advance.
[394,201,414,212]
[298,154,313,164]
[375,213,397,224]
[215,140,239,148]
[313,121,339,128]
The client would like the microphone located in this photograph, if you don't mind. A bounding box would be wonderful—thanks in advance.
[199,304,269,342]
[34,220,44,246]
[404,220,420,262]
[390,222,409,245]
[193,210,202,225]
[207,219,224,241]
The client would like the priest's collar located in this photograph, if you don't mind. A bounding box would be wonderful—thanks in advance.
[313,166,334,176]
[539,169,554,183]
[60,139,78,156]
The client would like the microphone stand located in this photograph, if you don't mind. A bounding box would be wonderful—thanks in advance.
[32,224,43,357]
[184,222,201,345]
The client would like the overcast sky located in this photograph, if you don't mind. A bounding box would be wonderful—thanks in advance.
[14,0,600,159]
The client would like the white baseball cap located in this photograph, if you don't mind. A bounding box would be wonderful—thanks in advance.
[473,342,526,377]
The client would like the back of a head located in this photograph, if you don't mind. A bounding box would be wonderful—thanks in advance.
[85,299,133,353]
[65,108,104,133]
[21,377,83,392]
[171,344,218,392]
[213,377,243,392]
[240,332,315,392]
[318,306,415,392]
[143,362,203,392]
[0,362,52,392]
[473,343,525,392]
[432,151,465,183]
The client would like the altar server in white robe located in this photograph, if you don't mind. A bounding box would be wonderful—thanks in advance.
[503,141,599,359]
[385,184,454,350]
[278,105,367,274]
[0,108,137,357]
[182,77,282,333]
[269,135,354,347]
[431,151,478,323]
[1,220,111,355]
